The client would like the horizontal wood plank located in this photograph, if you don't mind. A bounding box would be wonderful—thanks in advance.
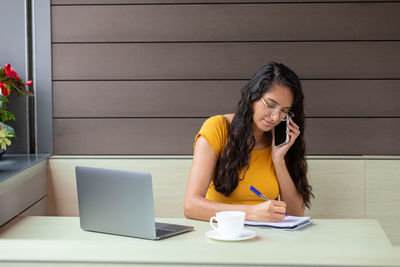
[53,118,400,155]
[53,81,241,118]
[306,118,400,155]
[53,80,400,118]
[303,80,400,117]
[53,118,202,154]
[51,3,400,42]
[52,0,400,4]
[52,42,400,80]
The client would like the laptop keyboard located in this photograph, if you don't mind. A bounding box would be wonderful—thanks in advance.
[156,228,174,237]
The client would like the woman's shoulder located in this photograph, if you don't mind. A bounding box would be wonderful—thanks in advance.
[222,113,234,125]
[203,114,233,128]
[197,114,233,144]
[195,115,233,156]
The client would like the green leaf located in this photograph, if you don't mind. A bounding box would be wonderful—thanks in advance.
[0,109,15,123]
[4,125,15,136]
[0,95,9,102]
[0,137,12,150]
[5,110,15,121]
[0,122,15,136]
[0,110,9,123]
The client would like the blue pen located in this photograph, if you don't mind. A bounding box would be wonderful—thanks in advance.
[250,185,288,217]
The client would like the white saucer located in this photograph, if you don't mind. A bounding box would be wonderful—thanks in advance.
[205,229,256,241]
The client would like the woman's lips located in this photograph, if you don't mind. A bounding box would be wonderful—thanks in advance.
[264,120,275,127]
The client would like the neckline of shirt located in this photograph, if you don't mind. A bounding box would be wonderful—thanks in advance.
[252,146,271,152]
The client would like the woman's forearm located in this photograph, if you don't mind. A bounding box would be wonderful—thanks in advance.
[184,196,252,221]
[273,159,305,216]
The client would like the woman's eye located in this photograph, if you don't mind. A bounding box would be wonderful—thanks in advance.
[267,104,275,109]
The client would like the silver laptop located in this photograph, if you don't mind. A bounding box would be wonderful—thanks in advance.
[75,166,194,240]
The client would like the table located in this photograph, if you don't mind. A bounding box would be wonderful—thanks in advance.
[0,216,399,266]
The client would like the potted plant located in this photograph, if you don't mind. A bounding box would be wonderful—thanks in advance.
[0,63,33,157]
[0,122,14,156]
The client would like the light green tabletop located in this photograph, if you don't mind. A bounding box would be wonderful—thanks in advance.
[0,216,399,266]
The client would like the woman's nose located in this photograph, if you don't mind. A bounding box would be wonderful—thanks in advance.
[269,112,280,122]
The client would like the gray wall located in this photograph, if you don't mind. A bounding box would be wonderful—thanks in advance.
[0,0,53,154]
[0,0,29,154]
[33,0,53,154]
[51,0,400,155]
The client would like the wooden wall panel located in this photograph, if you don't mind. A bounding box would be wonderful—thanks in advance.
[52,42,400,80]
[53,118,400,154]
[302,80,400,118]
[51,3,400,42]
[51,1,400,155]
[53,80,400,118]
[52,81,242,118]
[306,118,400,155]
[53,118,203,154]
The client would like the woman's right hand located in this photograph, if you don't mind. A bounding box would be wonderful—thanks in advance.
[247,200,287,222]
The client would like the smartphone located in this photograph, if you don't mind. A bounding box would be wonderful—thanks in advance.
[273,119,289,147]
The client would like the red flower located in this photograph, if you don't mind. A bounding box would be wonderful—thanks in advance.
[4,63,21,80]
[4,64,13,77]
[0,82,10,97]
[26,80,33,86]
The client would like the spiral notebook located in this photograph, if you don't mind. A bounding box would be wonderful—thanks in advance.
[245,216,312,230]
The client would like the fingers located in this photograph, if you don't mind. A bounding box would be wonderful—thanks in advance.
[275,206,287,215]
[286,128,297,145]
[269,199,286,208]
[269,200,287,213]
[252,201,287,222]
[267,200,287,221]
[288,117,300,129]
[287,123,300,134]
[286,118,301,144]
[269,213,286,222]
[287,119,300,135]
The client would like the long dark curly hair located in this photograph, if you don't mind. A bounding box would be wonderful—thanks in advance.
[213,62,313,208]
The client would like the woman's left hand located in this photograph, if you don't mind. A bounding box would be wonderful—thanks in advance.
[271,117,301,163]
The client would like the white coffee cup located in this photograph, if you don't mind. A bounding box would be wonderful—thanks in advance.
[209,211,246,238]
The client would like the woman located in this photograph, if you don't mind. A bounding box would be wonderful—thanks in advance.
[184,61,313,222]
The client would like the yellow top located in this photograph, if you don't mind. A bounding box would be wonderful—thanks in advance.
[194,115,279,204]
